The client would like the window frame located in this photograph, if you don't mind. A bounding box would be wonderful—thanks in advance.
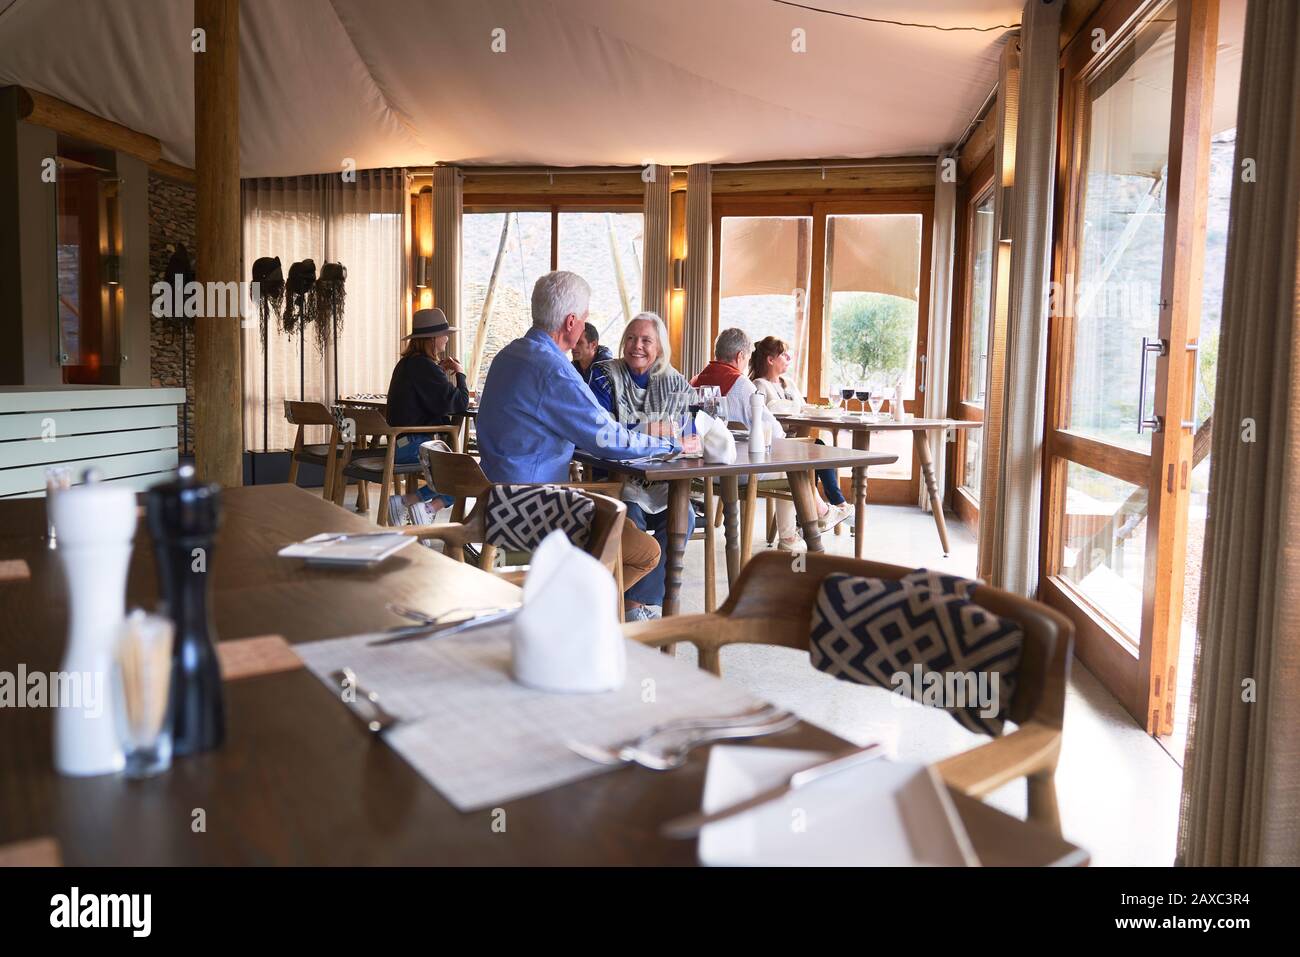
[948,152,997,532]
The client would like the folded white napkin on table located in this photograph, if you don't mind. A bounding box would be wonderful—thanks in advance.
[695,411,737,464]
[510,530,626,693]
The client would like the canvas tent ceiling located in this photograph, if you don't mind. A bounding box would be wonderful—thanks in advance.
[0,0,1020,177]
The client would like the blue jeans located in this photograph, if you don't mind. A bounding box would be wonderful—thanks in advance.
[393,434,454,509]
[624,500,696,606]
[815,439,847,506]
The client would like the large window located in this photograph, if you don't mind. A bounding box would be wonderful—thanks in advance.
[953,179,995,517]
[717,216,813,393]
[459,205,643,391]
[461,211,551,391]
[712,199,932,503]
[558,212,644,346]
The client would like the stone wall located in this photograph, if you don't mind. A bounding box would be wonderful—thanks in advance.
[147,172,196,453]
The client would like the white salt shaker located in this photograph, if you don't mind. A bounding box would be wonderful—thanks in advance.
[49,470,137,776]
[748,393,767,459]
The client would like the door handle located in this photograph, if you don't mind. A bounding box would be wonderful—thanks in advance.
[1181,341,1202,430]
[1137,336,1167,434]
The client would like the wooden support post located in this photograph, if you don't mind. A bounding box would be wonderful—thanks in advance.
[193,0,243,487]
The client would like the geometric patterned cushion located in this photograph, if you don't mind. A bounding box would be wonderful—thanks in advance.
[485,485,594,553]
[809,573,1023,736]
[900,568,982,600]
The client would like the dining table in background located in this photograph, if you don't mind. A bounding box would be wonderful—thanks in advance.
[336,393,478,453]
[576,439,896,616]
[776,414,981,558]
[0,484,1085,867]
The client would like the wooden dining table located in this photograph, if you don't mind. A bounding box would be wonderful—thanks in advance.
[777,413,981,558]
[0,484,1084,866]
[577,439,897,616]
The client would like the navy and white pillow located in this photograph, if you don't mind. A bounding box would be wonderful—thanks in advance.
[485,485,594,553]
[809,572,1022,735]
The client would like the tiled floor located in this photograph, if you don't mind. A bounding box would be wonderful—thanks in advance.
[344,485,1185,866]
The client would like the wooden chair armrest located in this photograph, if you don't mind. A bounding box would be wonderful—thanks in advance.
[623,614,745,674]
[399,522,471,543]
[932,720,1062,799]
[556,481,624,496]
[623,614,722,648]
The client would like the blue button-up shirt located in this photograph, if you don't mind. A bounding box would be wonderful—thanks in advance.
[477,328,673,484]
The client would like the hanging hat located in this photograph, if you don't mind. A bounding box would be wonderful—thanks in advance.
[403,307,458,339]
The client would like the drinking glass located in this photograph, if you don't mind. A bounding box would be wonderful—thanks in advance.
[855,388,871,415]
[839,386,855,413]
[44,466,73,548]
[115,610,175,779]
[868,393,885,418]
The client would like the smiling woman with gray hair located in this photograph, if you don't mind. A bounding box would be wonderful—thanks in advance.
[588,312,695,620]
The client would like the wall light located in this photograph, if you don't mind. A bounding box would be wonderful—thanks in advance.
[416,255,431,289]
[672,257,685,290]
[998,186,1015,244]
[103,254,121,285]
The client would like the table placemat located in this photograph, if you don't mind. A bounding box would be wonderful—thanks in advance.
[218,635,302,681]
[295,627,764,812]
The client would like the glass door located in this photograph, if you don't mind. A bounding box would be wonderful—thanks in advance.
[1045,0,1237,737]
[818,202,930,504]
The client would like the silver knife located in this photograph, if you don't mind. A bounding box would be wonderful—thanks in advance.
[660,742,885,839]
[367,606,520,645]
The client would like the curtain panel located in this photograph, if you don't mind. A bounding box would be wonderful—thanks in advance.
[921,153,958,510]
[432,166,464,359]
[1178,0,1300,867]
[241,168,408,452]
[642,164,673,324]
[682,163,713,377]
[977,0,1061,596]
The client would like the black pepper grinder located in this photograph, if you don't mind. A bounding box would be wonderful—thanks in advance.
[147,464,225,755]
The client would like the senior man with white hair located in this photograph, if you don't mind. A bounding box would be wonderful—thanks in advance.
[476,271,673,598]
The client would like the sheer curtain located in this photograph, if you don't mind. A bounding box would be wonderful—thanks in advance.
[241,169,408,452]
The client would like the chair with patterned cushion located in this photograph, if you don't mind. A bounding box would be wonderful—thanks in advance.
[401,484,626,587]
[284,401,345,500]
[418,449,629,604]
[623,550,1074,835]
[330,407,461,525]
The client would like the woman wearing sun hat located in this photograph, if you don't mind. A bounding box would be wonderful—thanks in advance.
[384,308,469,524]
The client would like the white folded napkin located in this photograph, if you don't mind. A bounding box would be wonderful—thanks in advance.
[695,411,737,464]
[510,530,626,693]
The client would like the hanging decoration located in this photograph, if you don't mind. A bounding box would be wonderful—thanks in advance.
[283,258,317,337]
[250,256,285,350]
[314,262,347,354]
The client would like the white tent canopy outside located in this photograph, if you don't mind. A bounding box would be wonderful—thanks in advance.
[0,0,1020,175]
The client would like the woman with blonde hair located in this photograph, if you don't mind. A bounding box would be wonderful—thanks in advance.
[588,313,695,619]
[749,336,852,542]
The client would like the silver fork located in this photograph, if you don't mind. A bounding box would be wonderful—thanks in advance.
[567,705,793,766]
[624,711,801,771]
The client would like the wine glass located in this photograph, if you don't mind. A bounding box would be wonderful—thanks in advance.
[839,385,854,414]
[704,385,722,419]
[868,393,885,419]
[855,386,871,415]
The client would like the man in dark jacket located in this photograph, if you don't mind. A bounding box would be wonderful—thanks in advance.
[384,308,469,524]
[570,321,613,384]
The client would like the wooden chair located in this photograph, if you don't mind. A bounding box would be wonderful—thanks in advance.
[624,551,1074,835]
[284,401,344,501]
[420,450,630,615]
[330,407,460,525]
[401,486,627,589]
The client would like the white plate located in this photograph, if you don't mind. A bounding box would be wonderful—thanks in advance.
[277,532,415,566]
[696,746,980,867]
